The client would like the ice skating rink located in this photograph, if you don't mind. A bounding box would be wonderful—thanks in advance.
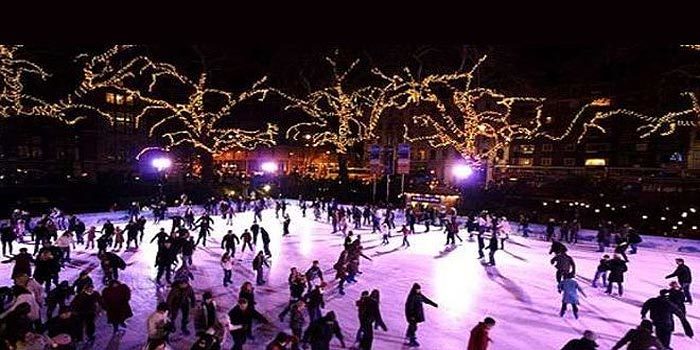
[1,205,698,349]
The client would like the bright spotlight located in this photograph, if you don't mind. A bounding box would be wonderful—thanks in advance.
[152,157,172,172]
[452,164,473,179]
[262,184,271,192]
[261,161,278,173]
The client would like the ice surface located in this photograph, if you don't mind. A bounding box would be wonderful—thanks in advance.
[1,204,698,349]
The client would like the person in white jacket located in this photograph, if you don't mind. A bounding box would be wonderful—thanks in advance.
[55,231,74,264]
[0,286,42,328]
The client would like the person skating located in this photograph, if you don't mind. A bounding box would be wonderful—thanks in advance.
[126,221,140,249]
[399,225,411,247]
[151,228,170,247]
[45,280,73,319]
[166,279,196,335]
[558,272,586,319]
[301,311,345,350]
[333,251,348,295]
[289,301,305,350]
[305,260,325,292]
[70,283,103,342]
[279,268,307,320]
[46,305,82,345]
[614,238,630,263]
[476,229,486,260]
[267,331,296,350]
[5,247,33,278]
[221,252,234,287]
[467,317,496,350]
[380,222,391,246]
[253,251,270,285]
[155,240,178,285]
[146,302,174,347]
[240,229,253,254]
[404,283,438,347]
[592,254,610,288]
[85,226,97,250]
[551,251,576,283]
[611,319,666,350]
[304,283,327,323]
[34,248,59,292]
[100,250,126,283]
[358,289,387,350]
[194,291,218,334]
[641,289,692,349]
[560,330,599,350]
[73,270,93,295]
[221,230,240,256]
[227,297,269,350]
[181,236,195,266]
[549,240,568,255]
[487,233,498,266]
[0,222,16,257]
[606,254,628,296]
[665,258,692,304]
[174,263,195,284]
[113,226,125,250]
[194,214,214,247]
[668,281,687,314]
[283,214,291,236]
[0,286,42,331]
[261,226,272,256]
[102,279,133,334]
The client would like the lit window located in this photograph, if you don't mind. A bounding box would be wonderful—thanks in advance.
[106,92,115,104]
[585,158,607,166]
[517,158,533,166]
[519,145,535,154]
[115,94,124,105]
[418,150,427,161]
[125,95,134,105]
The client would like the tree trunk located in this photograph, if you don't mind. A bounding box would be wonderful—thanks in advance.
[337,153,349,184]
[199,151,215,184]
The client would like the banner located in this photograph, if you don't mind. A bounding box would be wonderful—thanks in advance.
[369,144,382,175]
[397,143,411,174]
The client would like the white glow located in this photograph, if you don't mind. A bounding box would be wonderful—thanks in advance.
[594,209,600,213]
[452,164,473,179]
[642,215,648,220]
[661,217,666,221]
[261,161,278,173]
[262,184,271,192]
[682,212,688,218]
[542,202,548,206]
[152,157,172,172]
[691,208,697,213]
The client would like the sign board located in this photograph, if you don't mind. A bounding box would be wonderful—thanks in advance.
[397,143,411,174]
[369,144,382,175]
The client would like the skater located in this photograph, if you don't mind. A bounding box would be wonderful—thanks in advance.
[194,213,214,247]
[305,260,325,292]
[45,280,73,319]
[404,283,438,347]
[102,279,133,334]
[151,228,170,247]
[227,297,269,350]
[70,283,103,342]
[166,279,196,335]
[592,254,610,288]
[560,330,599,350]
[381,222,390,245]
[283,214,291,236]
[546,218,556,241]
[606,254,627,296]
[467,317,496,350]
[304,283,326,323]
[85,226,97,250]
[221,230,240,256]
[301,311,346,350]
[261,226,272,256]
[194,291,220,337]
[476,229,486,259]
[279,268,307,320]
[358,289,388,350]
[6,247,33,278]
[549,240,568,255]
[126,221,140,249]
[113,226,125,250]
[612,319,665,350]
[400,225,411,247]
[46,305,82,345]
[551,251,576,283]
[628,229,642,254]
[100,251,126,283]
[181,236,195,266]
[250,222,260,246]
[240,229,253,254]
[289,301,305,350]
[487,233,498,266]
[614,238,630,263]
[665,258,692,304]
[558,272,586,319]
[668,281,687,314]
[146,302,174,346]
[253,251,270,285]
[73,270,93,294]
[0,223,16,257]
[641,289,692,349]
[155,240,178,285]
[221,252,234,287]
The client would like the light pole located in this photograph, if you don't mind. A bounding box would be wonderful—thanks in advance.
[452,163,473,209]
[152,157,172,200]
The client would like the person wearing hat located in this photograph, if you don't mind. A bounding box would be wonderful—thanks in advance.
[612,320,665,350]
[404,283,438,347]
[46,305,81,346]
[467,317,496,350]
[560,330,598,350]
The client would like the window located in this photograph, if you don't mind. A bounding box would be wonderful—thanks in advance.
[585,158,607,166]
[635,143,648,152]
[418,150,427,161]
[564,158,576,166]
[106,92,115,104]
[540,157,552,166]
[517,158,533,166]
[542,144,553,152]
[115,94,124,105]
[519,144,535,154]
[125,95,134,105]
[564,144,576,152]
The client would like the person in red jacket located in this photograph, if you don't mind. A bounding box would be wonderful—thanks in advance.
[467,317,496,350]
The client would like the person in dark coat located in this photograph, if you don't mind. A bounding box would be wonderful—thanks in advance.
[100,251,126,283]
[606,254,627,296]
[228,297,269,350]
[46,280,74,319]
[155,240,178,285]
[260,227,272,256]
[668,281,687,314]
[102,279,133,334]
[549,240,568,255]
[166,279,196,335]
[302,311,345,350]
[5,247,33,278]
[150,228,169,247]
[592,255,610,288]
[560,330,598,350]
[641,289,690,349]
[73,270,93,294]
[70,283,103,342]
[240,229,253,253]
[46,305,82,343]
[551,252,576,283]
[221,230,240,256]
[404,283,438,347]
[283,215,291,236]
[467,317,496,350]
[612,320,665,350]
[253,251,270,285]
[487,233,499,266]
[0,302,33,347]
[34,248,59,292]
[304,283,326,323]
[665,258,692,304]
[1,223,16,256]
[359,289,387,350]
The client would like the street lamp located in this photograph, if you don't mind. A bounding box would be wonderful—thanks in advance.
[152,157,172,199]
[261,161,278,173]
[452,164,473,179]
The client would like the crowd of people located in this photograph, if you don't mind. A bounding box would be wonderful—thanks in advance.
[0,194,695,350]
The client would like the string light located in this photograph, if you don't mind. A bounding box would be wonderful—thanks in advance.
[68,45,278,155]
